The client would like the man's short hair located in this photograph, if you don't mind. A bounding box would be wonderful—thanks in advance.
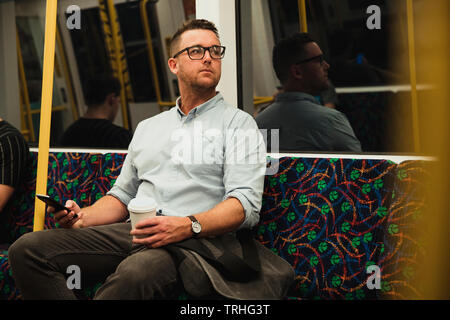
[169,19,220,57]
[84,74,121,107]
[272,33,315,84]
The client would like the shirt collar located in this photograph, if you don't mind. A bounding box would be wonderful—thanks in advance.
[275,91,320,104]
[175,92,223,119]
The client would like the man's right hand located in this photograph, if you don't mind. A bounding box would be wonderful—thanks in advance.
[47,200,83,229]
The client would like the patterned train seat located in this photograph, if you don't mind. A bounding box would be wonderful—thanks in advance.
[0,152,127,300]
[378,160,431,299]
[1,152,429,300]
[256,157,397,299]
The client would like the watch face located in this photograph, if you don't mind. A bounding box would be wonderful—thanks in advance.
[192,221,202,234]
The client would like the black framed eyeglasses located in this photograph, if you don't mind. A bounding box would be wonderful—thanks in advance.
[172,45,226,60]
[296,54,324,65]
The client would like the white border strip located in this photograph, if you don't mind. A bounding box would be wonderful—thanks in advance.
[268,152,436,163]
[30,148,436,164]
[30,147,128,154]
[335,84,434,94]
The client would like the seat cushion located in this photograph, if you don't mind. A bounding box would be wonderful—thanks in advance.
[0,250,21,300]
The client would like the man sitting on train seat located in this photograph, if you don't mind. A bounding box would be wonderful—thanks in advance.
[59,74,132,149]
[0,118,29,244]
[8,19,294,300]
[255,33,362,152]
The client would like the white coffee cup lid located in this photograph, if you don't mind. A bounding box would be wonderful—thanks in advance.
[127,197,157,213]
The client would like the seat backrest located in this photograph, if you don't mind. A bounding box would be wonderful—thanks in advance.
[377,160,431,299]
[257,156,397,299]
[1,151,126,243]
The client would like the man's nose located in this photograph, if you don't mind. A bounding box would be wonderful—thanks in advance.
[203,49,213,62]
[323,60,330,70]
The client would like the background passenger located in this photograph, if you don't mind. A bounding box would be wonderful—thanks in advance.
[59,75,132,149]
[256,33,362,152]
[0,118,30,245]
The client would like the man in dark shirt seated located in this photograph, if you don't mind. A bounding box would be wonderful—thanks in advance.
[0,119,30,213]
[0,119,30,245]
[59,75,132,149]
[255,33,362,152]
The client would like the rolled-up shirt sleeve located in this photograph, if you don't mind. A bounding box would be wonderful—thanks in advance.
[223,112,267,229]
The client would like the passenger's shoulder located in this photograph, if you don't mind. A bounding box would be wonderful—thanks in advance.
[320,106,348,119]
[255,103,278,121]
[319,107,353,129]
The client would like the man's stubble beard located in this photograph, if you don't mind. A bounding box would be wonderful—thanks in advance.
[183,72,220,93]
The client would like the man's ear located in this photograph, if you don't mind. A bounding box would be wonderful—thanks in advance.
[168,58,178,75]
[290,64,303,80]
[105,93,116,105]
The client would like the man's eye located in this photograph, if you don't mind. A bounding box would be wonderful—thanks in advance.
[211,46,221,55]
[190,47,203,55]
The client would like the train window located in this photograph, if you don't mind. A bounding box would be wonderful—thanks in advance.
[116,1,170,102]
[66,8,111,93]
[268,0,409,86]
[252,0,430,153]
[67,1,170,104]
[16,13,71,146]
[16,17,45,105]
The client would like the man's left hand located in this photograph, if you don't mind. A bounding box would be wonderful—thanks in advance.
[130,216,192,248]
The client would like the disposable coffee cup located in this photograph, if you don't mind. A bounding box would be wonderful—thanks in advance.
[128,197,157,237]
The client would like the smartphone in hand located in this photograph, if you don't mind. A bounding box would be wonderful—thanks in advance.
[36,194,78,218]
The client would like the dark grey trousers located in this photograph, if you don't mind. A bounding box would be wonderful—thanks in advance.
[8,223,180,300]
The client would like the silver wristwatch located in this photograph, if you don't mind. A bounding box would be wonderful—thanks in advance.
[188,215,202,237]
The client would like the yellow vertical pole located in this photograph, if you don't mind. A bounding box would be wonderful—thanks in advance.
[140,0,162,109]
[298,0,308,32]
[98,0,116,74]
[399,0,449,299]
[33,0,58,231]
[106,0,130,130]
[406,0,420,153]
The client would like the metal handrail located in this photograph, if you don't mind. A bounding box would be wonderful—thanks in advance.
[105,0,130,129]
[298,0,308,32]
[98,0,133,130]
[33,0,58,231]
[139,0,175,111]
[254,96,274,106]
[107,0,134,103]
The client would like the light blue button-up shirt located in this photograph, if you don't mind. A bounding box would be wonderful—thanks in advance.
[107,93,267,229]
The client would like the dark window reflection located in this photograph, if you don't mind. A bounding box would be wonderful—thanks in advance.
[68,3,170,104]
[116,1,170,102]
[268,0,409,86]
[266,0,417,153]
[67,8,112,98]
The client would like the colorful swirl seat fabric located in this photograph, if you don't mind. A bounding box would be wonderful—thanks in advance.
[0,151,127,300]
[378,160,431,299]
[1,152,428,300]
[256,157,397,300]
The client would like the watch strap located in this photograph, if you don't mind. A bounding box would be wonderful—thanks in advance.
[188,215,201,237]
[188,215,198,223]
